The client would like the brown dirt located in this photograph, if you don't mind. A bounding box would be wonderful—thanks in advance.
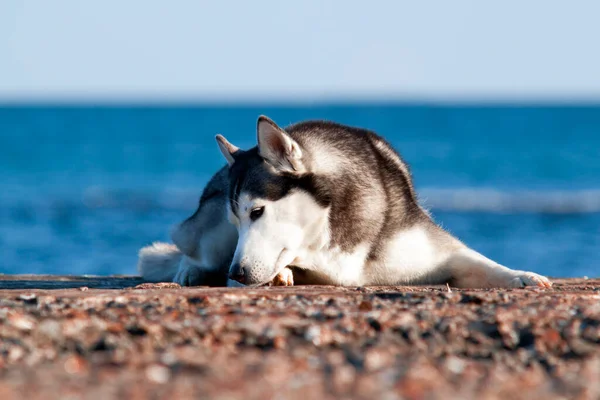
[1,276,600,399]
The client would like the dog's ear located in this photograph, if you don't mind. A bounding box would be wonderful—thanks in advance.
[215,134,240,166]
[257,116,305,173]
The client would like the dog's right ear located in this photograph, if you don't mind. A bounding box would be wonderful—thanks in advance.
[215,134,240,166]
[257,115,305,174]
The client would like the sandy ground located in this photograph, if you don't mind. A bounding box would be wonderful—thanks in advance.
[0,276,599,399]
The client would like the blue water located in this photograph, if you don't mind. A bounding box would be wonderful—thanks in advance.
[0,104,599,278]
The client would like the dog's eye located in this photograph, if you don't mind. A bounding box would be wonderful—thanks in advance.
[249,206,265,222]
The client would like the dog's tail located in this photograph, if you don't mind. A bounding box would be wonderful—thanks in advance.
[137,242,182,282]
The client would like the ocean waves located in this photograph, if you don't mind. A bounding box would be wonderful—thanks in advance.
[2,186,599,216]
[418,188,600,214]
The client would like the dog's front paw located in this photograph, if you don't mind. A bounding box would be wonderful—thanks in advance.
[173,264,204,287]
[271,267,294,286]
[508,271,552,288]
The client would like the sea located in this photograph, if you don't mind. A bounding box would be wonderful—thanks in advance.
[0,104,599,278]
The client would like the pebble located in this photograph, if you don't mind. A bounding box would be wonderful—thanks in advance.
[145,365,171,384]
[9,314,36,331]
[63,355,88,375]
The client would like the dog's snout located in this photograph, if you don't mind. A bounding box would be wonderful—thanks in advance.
[228,263,247,284]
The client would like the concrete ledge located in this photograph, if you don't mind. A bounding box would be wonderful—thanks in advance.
[0,274,146,290]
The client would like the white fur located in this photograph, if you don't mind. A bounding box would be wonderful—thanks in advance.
[139,221,550,288]
[137,243,209,286]
[137,242,183,282]
[298,243,371,286]
[267,222,550,289]
[230,187,376,286]
[231,191,328,284]
[366,226,443,285]
[296,226,446,286]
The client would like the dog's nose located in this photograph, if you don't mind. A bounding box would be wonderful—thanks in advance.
[228,264,247,284]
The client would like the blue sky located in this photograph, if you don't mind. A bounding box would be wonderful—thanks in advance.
[1,1,600,102]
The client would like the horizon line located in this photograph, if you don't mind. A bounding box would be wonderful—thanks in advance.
[2,95,600,107]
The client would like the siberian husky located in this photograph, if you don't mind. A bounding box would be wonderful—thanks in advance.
[138,116,551,289]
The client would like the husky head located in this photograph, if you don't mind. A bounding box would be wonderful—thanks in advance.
[216,116,331,285]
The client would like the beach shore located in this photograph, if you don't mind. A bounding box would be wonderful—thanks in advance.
[0,276,599,399]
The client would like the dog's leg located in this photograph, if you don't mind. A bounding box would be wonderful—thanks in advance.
[173,256,229,287]
[270,267,294,286]
[446,248,552,288]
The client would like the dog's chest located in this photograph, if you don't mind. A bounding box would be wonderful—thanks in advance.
[297,244,370,286]
[298,225,446,286]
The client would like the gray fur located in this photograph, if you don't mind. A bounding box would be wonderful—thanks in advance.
[139,166,237,286]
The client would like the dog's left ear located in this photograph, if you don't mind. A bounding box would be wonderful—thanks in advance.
[215,134,240,166]
[257,116,305,173]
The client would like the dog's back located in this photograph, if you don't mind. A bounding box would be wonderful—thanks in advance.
[283,120,438,256]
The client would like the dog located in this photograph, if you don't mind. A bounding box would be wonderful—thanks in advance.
[138,116,551,289]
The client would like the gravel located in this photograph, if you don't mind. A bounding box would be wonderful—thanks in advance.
[0,277,599,399]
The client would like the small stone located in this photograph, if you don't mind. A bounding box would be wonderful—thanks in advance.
[445,356,465,374]
[38,320,63,340]
[64,355,89,375]
[305,326,322,345]
[18,293,38,304]
[146,364,171,384]
[358,301,373,311]
[541,329,562,347]
[364,349,387,371]
[8,347,25,363]
[9,314,36,331]
[161,352,178,366]
[273,336,286,349]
